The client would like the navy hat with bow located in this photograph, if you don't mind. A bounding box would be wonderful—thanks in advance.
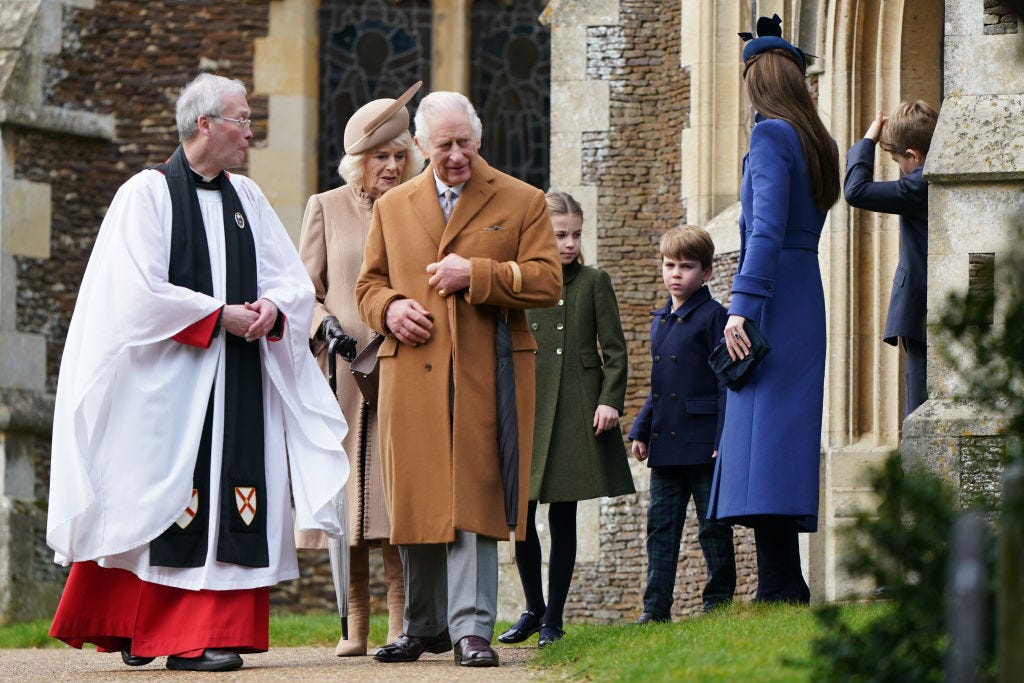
[739,14,814,72]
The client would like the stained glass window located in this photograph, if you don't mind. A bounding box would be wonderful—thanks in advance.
[318,0,432,191]
[470,0,551,190]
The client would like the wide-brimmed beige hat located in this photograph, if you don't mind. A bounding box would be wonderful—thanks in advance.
[343,81,423,155]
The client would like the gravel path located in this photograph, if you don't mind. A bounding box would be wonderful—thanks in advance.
[0,646,543,682]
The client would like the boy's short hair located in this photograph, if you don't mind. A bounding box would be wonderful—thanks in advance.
[659,224,715,269]
[880,100,938,157]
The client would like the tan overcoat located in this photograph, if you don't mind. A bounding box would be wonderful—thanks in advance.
[296,183,390,548]
[355,158,561,544]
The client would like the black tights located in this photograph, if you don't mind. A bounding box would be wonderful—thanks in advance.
[513,500,577,629]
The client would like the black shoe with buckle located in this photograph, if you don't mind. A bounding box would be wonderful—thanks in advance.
[497,610,541,644]
[373,631,453,663]
[120,647,155,667]
[165,649,243,672]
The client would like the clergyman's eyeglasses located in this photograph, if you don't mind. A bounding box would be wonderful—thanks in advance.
[206,115,252,129]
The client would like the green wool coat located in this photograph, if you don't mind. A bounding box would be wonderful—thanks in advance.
[528,261,635,502]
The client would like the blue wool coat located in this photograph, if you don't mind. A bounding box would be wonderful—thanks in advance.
[628,286,727,467]
[844,138,928,344]
[709,116,830,533]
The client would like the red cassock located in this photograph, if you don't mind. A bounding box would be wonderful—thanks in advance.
[49,561,269,658]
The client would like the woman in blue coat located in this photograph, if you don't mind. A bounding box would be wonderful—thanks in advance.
[708,15,840,604]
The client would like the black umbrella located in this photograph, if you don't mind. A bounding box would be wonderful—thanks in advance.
[326,337,350,640]
[494,310,520,560]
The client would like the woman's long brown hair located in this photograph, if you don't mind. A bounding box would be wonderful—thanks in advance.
[744,50,840,213]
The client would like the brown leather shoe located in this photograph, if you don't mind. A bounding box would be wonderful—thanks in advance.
[373,631,452,663]
[453,635,499,667]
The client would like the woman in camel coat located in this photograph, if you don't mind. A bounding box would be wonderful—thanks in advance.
[296,84,423,655]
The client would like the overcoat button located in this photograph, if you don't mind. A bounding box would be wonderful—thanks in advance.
[670,355,677,362]
[555,323,564,330]
[556,348,563,355]
[531,323,539,330]
[659,319,666,325]
[676,318,683,324]
[670,432,677,438]
[653,394,660,401]
[652,432,659,440]
[670,394,678,400]
[557,299,564,306]
[425,364,432,371]
[654,355,661,362]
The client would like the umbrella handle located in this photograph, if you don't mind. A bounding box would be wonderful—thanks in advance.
[509,529,516,563]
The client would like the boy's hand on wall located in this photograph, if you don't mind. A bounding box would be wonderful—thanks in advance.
[864,110,887,142]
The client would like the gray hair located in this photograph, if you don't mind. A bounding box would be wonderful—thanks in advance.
[176,73,248,142]
[337,130,423,190]
[413,91,482,146]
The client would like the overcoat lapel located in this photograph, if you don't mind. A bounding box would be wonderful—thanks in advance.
[409,170,446,250]
[439,158,496,255]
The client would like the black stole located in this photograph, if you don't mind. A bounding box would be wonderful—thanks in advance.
[149,146,269,569]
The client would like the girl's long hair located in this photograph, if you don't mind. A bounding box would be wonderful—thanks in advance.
[744,50,840,213]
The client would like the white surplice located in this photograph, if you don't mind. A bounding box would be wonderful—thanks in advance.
[47,169,349,590]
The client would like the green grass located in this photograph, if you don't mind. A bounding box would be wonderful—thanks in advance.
[0,619,60,649]
[2,602,886,683]
[526,602,888,683]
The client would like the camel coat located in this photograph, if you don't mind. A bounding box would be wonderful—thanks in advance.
[296,183,390,548]
[355,158,561,544]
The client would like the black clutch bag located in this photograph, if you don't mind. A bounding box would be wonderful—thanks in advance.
[350,334,384,407]
[707,319,771,391]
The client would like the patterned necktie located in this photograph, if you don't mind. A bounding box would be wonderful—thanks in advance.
[442,189,456,222]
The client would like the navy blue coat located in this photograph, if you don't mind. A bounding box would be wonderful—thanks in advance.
[628,286,727,468]
[844,138,928,344]
[709,117,829,533]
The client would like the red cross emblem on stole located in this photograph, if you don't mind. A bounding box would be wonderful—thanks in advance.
[235,486,257,526]
[175,489,199,529]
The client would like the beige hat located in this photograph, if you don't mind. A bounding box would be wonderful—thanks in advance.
[343,81,423,155]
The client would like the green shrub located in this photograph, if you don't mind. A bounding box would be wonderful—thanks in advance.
[808,453,996,682]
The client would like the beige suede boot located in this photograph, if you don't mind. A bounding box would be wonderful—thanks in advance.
[335,543,370,656]
[381,540,406,644]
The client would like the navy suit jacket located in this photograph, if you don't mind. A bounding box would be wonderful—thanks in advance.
[844,138,929,344]
[628,286,727,467]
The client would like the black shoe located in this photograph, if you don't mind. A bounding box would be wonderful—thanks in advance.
[166,649,242,672]
[537,625,564,647]
[634,611,671,625]
[120,648,154,667]
[497,610,541,644]
[373,631,453,663]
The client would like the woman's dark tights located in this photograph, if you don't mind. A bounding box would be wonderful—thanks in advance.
[514,500,578,629]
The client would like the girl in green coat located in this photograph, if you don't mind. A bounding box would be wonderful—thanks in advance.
[498,191,634,647]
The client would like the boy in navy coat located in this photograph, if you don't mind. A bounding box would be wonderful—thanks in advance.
[629,225,736,621]
[844,100,938,417]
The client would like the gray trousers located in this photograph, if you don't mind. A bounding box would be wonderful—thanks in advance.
[399,530,498,643]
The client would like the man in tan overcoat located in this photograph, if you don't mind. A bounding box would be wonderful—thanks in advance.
[355,91,561,668]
